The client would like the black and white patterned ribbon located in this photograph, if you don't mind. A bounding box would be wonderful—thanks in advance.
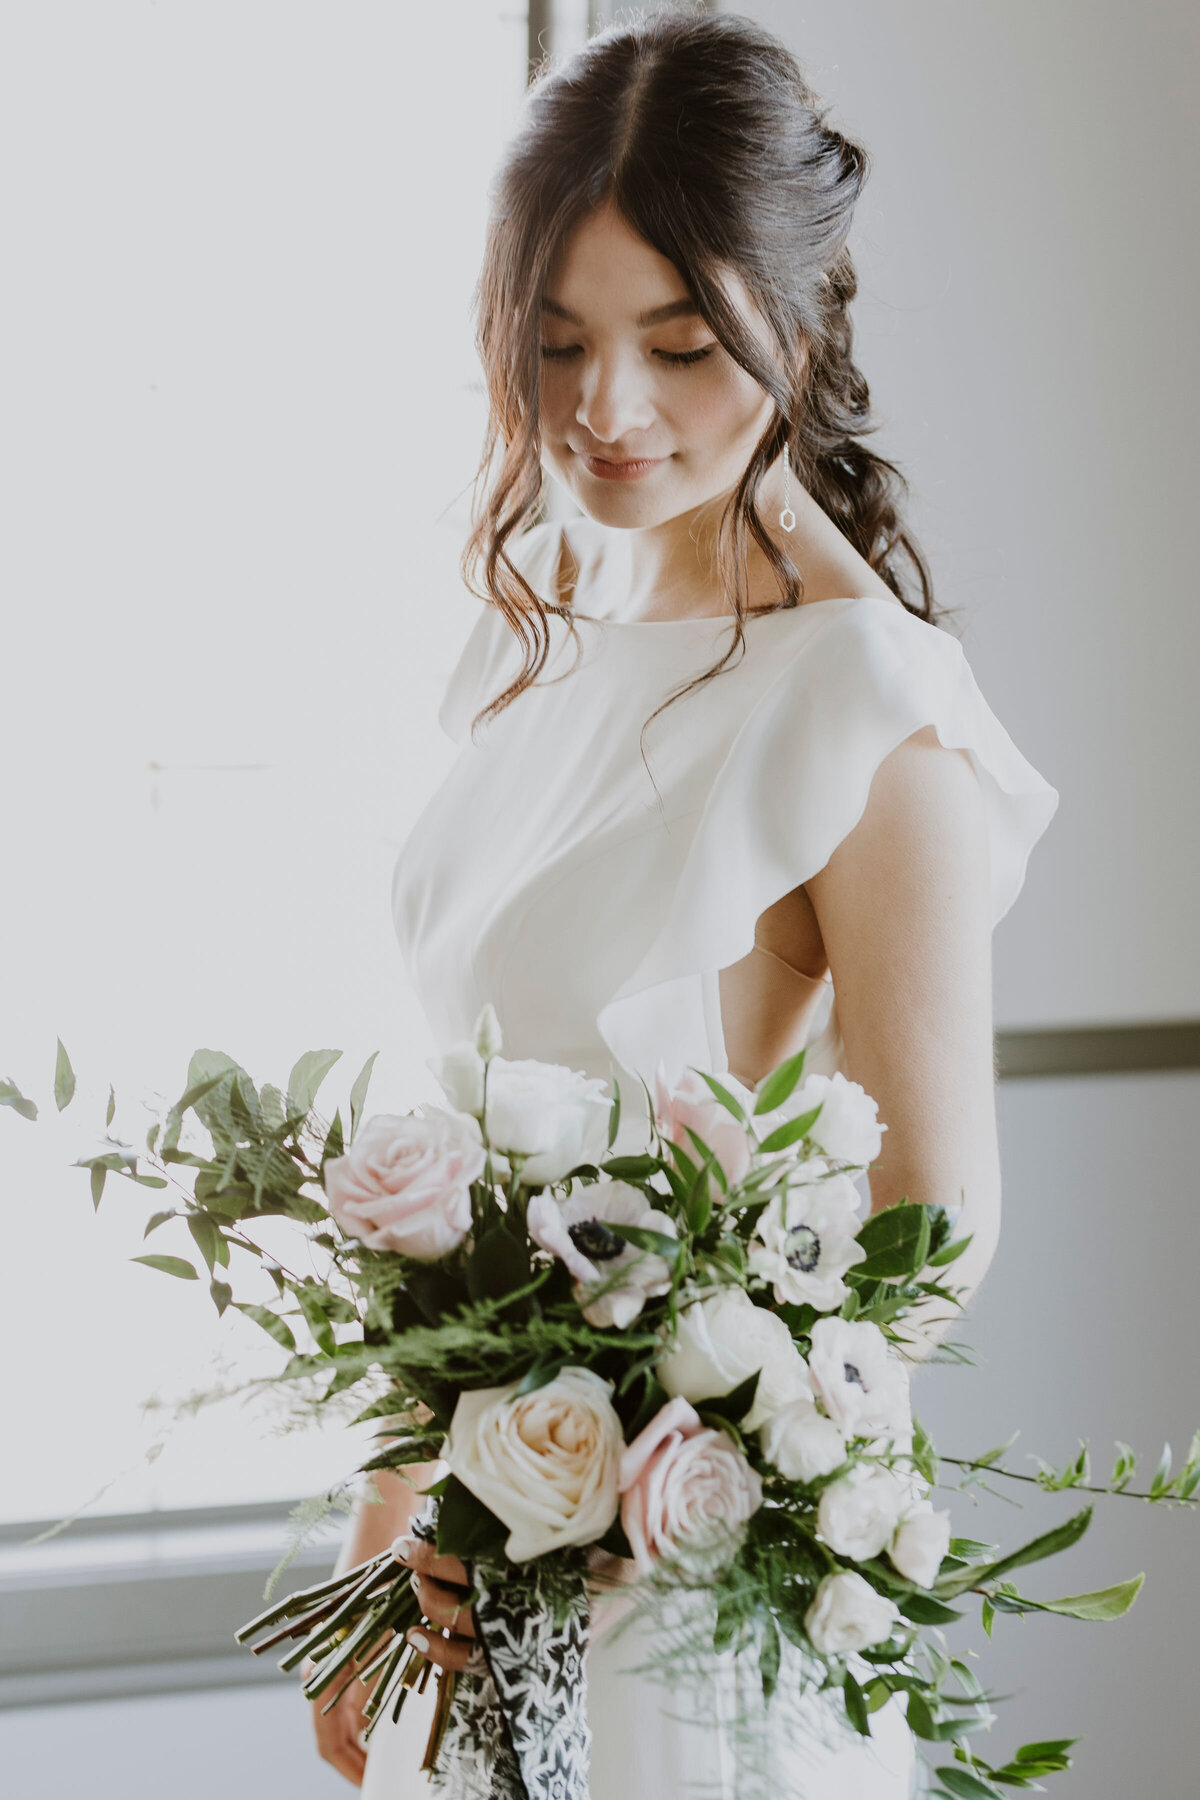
[411,1503,592,1800]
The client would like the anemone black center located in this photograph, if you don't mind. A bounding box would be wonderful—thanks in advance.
[785,1224,821,1273]
[569,1219,624,1262]
[843,1360,865,1388]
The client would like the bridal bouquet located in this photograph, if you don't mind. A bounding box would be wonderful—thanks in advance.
[28,1009,1199,1800]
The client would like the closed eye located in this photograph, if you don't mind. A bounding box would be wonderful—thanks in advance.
[539,345,715,367]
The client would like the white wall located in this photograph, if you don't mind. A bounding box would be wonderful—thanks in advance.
[734,8,1200,1796]
[743,0,1200,1029]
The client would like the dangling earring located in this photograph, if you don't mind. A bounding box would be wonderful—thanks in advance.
[780,439,796,533]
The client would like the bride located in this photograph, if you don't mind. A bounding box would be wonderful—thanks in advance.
[307,12,1057,1796]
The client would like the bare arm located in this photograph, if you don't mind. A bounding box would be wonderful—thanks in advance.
[804,724,1000,1363]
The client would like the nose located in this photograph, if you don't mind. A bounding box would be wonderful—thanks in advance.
[573,346,657,451]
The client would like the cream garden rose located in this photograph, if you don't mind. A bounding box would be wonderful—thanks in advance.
[656,1286,811,1433]
[619,1396,763,1575]
[443,1366,623,1562]
[430,1045,612,1188]
[322,1110,483,1261]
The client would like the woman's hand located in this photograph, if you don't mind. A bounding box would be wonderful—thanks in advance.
[305,1650,372,1788]
[396,1534,480,1673]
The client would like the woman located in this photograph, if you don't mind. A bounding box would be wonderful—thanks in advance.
[311,12,1057,1795]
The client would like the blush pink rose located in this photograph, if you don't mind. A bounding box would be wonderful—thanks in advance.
[652,1061,755,1187]
[618,1396,763,1574]
[323,1110,484,1261]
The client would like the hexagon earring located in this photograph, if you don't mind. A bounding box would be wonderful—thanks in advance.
[780,440,797,533]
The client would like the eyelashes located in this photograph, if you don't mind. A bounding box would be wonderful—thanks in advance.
[539,345,715,367]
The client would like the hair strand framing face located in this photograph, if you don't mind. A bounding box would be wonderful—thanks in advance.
[460,9,936,745]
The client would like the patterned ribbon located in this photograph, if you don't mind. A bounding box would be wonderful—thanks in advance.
[411,1503,592,1800]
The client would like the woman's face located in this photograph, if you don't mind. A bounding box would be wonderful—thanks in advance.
[537,199,778,529]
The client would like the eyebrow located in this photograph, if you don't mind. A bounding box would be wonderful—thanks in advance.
[541,297,701,328]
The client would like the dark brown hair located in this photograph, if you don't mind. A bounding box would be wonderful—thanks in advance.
[460,6,937,743]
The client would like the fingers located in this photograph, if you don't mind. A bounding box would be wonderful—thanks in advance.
[392,1533,469,1587]
[406,1623,481,1675]
[409,1570,476,1638]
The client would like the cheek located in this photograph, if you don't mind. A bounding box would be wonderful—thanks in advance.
[670,363,773,454]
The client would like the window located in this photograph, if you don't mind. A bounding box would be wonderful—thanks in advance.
[1,3,528,1523]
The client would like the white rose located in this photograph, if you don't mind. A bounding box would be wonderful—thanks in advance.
[807,1317,912,1448]
[889,1501,952,1588]
[430,1048,612,1189]
[442,1366,623,1562]
[656,1287,811,1433]
[759,1396,847,1483]
[817,1462,915,1561]
[761,1072,885,1166]
[747,1173,866,1311]
[805,1570,902,1656]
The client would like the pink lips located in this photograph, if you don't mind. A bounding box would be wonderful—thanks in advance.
[580,452,665,482]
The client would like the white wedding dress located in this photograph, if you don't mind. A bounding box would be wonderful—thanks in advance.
[367,515,1059,1799]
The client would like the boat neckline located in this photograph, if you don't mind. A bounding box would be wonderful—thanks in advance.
[564,593,905,629]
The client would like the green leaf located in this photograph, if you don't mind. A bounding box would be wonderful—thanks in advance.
[513,1358,568,1399]
[608,1222,682,1264]
[187,1213,220,1273]
[937,1505,1093,1598]
[753,1048,807,1116]
[898,1591,963,1625]
[323,1108,345,1163]
[435,1473,507,1559]
[297,1288,337,1357]
[1012,1738,1077,1763]
[606,1074,622,1151]
[466,1223,530,1304]
[286,1049,343,1119]
[854,1201,932,1280]
[106,1085,116,1127]
[758,1105,822,1155]
[232,1302,296,1351]
[91,1163,106,1209]
[842,1670,870,1737]
[1036,1573,1144,1621]
[0,1077,38,1121]
[934,1769,1002,1800]
[54,1038,76,1111]
[130,1254,198,1280]
[696,1368,760,1426]
[143,1209,177,1238]
[980,1597,994,1637]
[1148,1441,1173,1499]
[692,1069,750,1127]
[600,1155,661,1180]
[760,1617,781,1703]
[682,1124,730,1195]
[927,1232,972,1268]
[348,1052,379,1142]
[905,1692,939,1740]
[210,1277,233,1316]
